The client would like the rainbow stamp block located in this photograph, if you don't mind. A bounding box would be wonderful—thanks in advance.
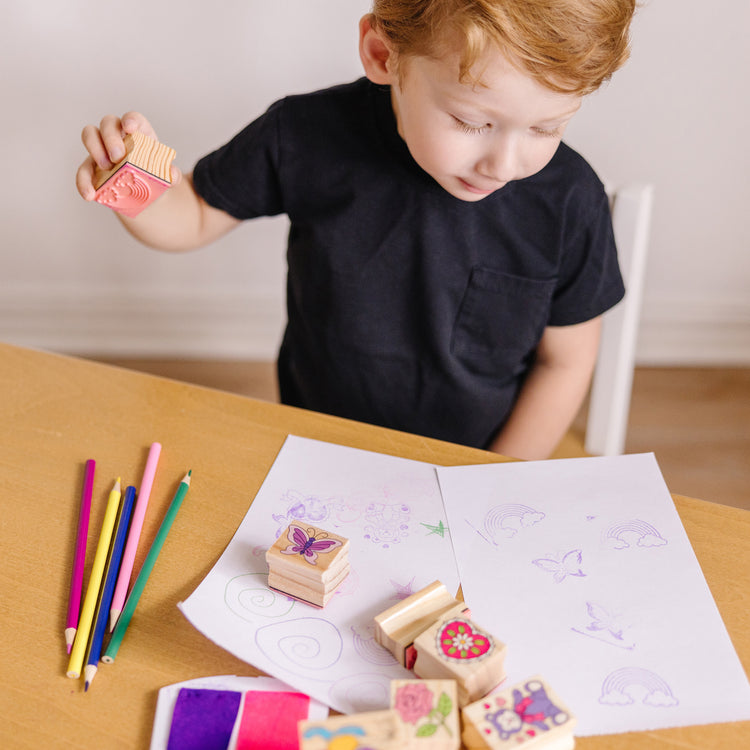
[413,613,506,707]
[462,676,577,750]
[298,709,404,750]
[266,521,350,608]
[93,132,176,218]
[390,679,460,750]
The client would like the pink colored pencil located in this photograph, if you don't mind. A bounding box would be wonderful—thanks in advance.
[65,459,95,653]
[109,442,161,631]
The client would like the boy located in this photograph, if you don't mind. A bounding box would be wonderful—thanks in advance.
[76,1,636,459]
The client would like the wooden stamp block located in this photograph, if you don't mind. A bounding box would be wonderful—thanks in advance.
[461,676,577,750]
[93,131,176,218]
[299,709,404,749]
[374,580,469,668]
[413,613,506,706]
[266,521,349,607]
[390,679,460,749]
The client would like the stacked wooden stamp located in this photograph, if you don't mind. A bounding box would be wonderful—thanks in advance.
[266,521,350,608]
[93,131,176,218]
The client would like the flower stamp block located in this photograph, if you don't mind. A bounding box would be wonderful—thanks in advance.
[461,676,577,750]
[391,679,460,749]
[413,614,506,706]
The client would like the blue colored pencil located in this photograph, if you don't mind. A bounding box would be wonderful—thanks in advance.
[83,485,136,691]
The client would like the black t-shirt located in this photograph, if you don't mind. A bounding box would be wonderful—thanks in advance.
[193,78,624,448]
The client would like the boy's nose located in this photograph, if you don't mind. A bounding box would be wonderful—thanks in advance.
[476,135,519,184]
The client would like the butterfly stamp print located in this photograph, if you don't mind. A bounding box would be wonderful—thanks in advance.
[281,523,343,565]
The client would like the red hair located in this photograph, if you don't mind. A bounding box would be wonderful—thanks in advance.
[369,0,636,95]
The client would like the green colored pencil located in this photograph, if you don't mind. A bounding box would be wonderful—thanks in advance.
[102,471,191,664]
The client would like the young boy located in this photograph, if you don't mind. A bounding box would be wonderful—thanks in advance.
[76,0,636,460]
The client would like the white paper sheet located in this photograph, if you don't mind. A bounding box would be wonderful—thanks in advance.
[179,435,460,714]
[149,675,329,750]
[436,453,750,735]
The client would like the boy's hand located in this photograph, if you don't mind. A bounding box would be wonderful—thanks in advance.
[76,112,182,202]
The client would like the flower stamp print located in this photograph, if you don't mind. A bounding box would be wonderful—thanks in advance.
[393,681,455,739]
[437,619,493,661]
[394,682,434,724]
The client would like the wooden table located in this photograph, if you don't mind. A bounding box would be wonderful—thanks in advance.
[1,343,748,749]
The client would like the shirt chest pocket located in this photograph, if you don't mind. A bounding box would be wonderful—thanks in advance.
[450,267,556,378]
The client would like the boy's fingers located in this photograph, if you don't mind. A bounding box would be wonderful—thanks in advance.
[81,123,112,170]
[75,156,98,201]
[98,114,128,163]
[169,164,182,186]
[120,111,155,138]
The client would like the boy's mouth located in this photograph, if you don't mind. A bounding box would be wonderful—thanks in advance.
[458,177,503,196]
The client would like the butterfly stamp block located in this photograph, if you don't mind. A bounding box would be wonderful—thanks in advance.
[461,675,577,749]
[413,613,507,707]
[266,521,350,608]
[391,678,461,749]
[374,580,470,668]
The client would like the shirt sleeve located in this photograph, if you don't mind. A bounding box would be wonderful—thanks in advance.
[547,187,625,326]
[192,99,286,220]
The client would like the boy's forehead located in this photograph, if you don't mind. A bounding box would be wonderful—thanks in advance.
[407,49,582,119]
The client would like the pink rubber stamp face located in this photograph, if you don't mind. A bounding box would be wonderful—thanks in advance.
[92,131,175,218]
[94,164,171,218]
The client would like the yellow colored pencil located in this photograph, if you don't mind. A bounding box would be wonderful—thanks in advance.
[66,478,122,680]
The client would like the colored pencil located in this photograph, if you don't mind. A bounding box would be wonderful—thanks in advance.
[67,478,122,679]
[84,484,136,691]
[110,442,161,630]
[65,459,95,654]
[102,471,191,664]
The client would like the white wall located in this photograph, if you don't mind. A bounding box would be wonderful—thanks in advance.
[1,0,748,363]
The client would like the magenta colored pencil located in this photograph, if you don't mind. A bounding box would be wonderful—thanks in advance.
[109,442,161,630]
[65,459,95,653]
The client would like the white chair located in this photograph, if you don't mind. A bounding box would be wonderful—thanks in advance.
[585,183,654,456]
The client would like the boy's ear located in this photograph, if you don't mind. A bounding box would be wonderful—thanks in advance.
[359,14,397,85]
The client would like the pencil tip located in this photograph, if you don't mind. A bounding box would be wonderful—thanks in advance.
[84,682,89,692]
[65,627,76,653]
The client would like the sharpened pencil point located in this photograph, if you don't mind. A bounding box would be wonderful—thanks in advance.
[65,627,76,654]
[84,664,97,691]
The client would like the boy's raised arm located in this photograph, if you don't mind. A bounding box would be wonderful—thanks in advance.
[76,112,240,252]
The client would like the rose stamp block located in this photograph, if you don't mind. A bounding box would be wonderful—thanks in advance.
[391,679,460,749]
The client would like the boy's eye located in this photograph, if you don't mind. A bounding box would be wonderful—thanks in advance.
[451,115,490,135]
[531,125,563,138]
